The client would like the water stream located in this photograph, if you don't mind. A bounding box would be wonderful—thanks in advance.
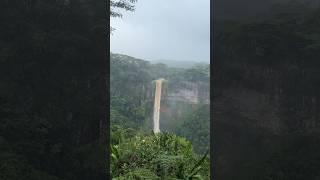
[153,78,165,133]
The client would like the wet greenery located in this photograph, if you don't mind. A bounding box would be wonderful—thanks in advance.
[110,53,210,179]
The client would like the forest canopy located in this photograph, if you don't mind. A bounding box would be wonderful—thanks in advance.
[110,53,210,179]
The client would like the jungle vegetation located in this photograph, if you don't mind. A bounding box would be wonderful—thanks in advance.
[110,53,210,179]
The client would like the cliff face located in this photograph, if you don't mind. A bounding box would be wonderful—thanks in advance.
[111,52,210,131]
[164,81,209,105]
[152,79,209,131]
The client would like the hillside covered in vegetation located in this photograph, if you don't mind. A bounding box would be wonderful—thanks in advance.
[110,53,210,179]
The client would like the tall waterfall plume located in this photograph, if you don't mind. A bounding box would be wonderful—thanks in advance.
[153,78,165,133]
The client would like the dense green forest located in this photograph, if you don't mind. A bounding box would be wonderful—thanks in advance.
[0,1,107,179]
[3,0,320,179]
[1,0,210,179]
[110,53,210,179]
[213,1,320,179]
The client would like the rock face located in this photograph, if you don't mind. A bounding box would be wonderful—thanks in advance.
[110,52,210,131]
[169,88,199,104]
[151,79,209,131]
[164,81,209,105]
[165,82,199,104]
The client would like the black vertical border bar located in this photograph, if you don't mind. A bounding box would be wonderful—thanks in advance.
[210,0,215,179]
[102,0,111,179]
[106,0,110,179]
[94,0,110,178]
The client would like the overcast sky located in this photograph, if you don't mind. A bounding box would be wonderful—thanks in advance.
[110,0,210,62]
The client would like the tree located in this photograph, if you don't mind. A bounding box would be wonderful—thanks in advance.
[110,0,138,18]
[110,0,138,32]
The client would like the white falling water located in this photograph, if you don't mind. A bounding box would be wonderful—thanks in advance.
[153,78,165,133]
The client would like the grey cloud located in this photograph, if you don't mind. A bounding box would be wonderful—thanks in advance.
[111,0,210,62]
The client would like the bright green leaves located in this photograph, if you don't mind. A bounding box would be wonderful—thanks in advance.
[110,132,210,179]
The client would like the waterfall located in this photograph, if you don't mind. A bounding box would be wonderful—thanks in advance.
[153,78,165,133]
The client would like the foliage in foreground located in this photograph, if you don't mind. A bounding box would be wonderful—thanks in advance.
[175,105,210,154]
[110,131,210,180]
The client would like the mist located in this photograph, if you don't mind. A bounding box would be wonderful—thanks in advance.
[110,0,210,63]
